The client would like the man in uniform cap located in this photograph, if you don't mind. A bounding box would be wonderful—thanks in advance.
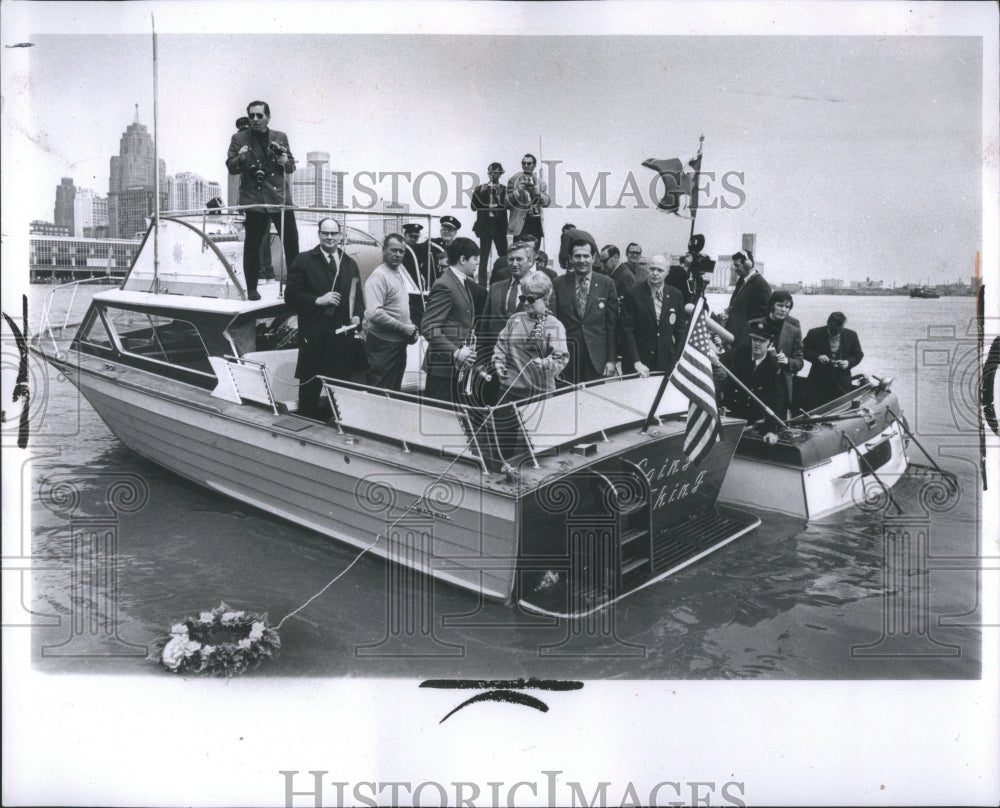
[722,319,786,436]
[431,216,462,272]
[471,162,509,285]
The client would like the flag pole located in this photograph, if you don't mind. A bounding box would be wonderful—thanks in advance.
[688,133,704,243]
[641,135,705,434]
[151,14,160,295]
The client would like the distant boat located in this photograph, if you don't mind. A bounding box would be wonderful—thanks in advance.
[909,285,939,298]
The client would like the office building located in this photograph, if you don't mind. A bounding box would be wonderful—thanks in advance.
[108,107,166,238]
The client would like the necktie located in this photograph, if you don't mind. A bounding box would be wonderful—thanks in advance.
[576,275,590,315]
[506,280,519,315]
[654,287,663,321]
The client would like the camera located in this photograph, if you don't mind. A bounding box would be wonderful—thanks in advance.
[252,164,267,186]
[268,141,287,158]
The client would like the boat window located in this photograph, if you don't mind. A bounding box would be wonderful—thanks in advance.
[78,309,114,349]
[255,313,299,351]
[102,306,213,374]
[227,312,299,356]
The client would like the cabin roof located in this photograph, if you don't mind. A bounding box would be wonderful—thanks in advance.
[91,284,284,314]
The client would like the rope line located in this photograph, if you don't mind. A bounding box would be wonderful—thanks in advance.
[274,360,543,628]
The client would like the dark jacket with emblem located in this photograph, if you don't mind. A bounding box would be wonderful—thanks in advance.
[285,245,365,382]
[620,282,687,375]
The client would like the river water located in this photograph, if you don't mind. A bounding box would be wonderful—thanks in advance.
[20,287,983,679]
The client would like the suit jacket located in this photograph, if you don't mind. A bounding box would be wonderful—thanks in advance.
[421,269,478,378]
[665,266,693,305]
[803,325,864,405]
[620,282,687,374]
[285,245,364,381]
[552,271,618,378]
[609,263,637,297]
[722,345,786,431]
[725,271,772,341]
[506,172,550,235]
[470,183,509,236]
[747,314,804,402]
[225,128,296,208]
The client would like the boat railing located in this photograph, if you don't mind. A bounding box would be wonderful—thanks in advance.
[37,276,121,356]
[319,373,690,473]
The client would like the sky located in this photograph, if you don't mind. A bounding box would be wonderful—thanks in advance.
[2,3,992,289]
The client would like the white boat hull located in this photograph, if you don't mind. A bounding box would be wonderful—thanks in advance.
[720,419,908,520]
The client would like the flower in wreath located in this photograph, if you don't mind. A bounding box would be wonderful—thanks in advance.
[220,610,245,626]
[171,623,188,636]
[199,611,215,623]
[161,635,203,671]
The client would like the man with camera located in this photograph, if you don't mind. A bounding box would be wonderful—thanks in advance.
[226,100,299,301]
[506,153,550,244]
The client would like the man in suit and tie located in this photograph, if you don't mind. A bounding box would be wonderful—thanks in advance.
[420,237,483,403]
[471,162,508,285]
[477,243,536,359]
[724,250,771,342]
[621,254,687,377]
[285,218,365,418]
[552,238,619,384]
[803,311,864,409]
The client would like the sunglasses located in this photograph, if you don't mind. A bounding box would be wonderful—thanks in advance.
[248,112,266,119]
[518,295,541,305]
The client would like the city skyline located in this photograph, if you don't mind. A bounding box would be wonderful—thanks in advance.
[5,17,993,289]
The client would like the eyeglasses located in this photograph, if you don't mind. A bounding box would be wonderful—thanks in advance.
[518,295,540,305]
[248,112,266,120]
[319,231,339,236]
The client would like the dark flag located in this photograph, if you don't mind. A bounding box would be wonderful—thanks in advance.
[642,156,696,214]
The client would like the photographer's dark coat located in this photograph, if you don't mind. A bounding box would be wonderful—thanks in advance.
[226,128,295,208]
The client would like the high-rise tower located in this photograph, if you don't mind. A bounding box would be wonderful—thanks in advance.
[108,105,166,238]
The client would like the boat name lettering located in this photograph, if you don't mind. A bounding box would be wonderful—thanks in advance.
[650,470,707,510]
[634,455,693,482]
[410,502,454,521]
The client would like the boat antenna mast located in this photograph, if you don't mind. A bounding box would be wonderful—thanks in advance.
[151,14,160,294]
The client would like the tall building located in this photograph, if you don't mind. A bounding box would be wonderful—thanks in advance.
[54,178,76,233]
[108,106,166,238]
[166,172,222,212]
[290,152,345,225]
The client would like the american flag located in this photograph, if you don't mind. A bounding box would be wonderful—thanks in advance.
[672,297,721,464]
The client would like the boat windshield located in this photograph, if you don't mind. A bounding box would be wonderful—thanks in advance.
[123,216,245,299]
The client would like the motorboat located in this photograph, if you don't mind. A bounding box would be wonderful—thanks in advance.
[36,207,760,617]
[719,375,911,520]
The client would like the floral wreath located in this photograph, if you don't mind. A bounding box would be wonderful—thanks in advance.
[150,602,281,676]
